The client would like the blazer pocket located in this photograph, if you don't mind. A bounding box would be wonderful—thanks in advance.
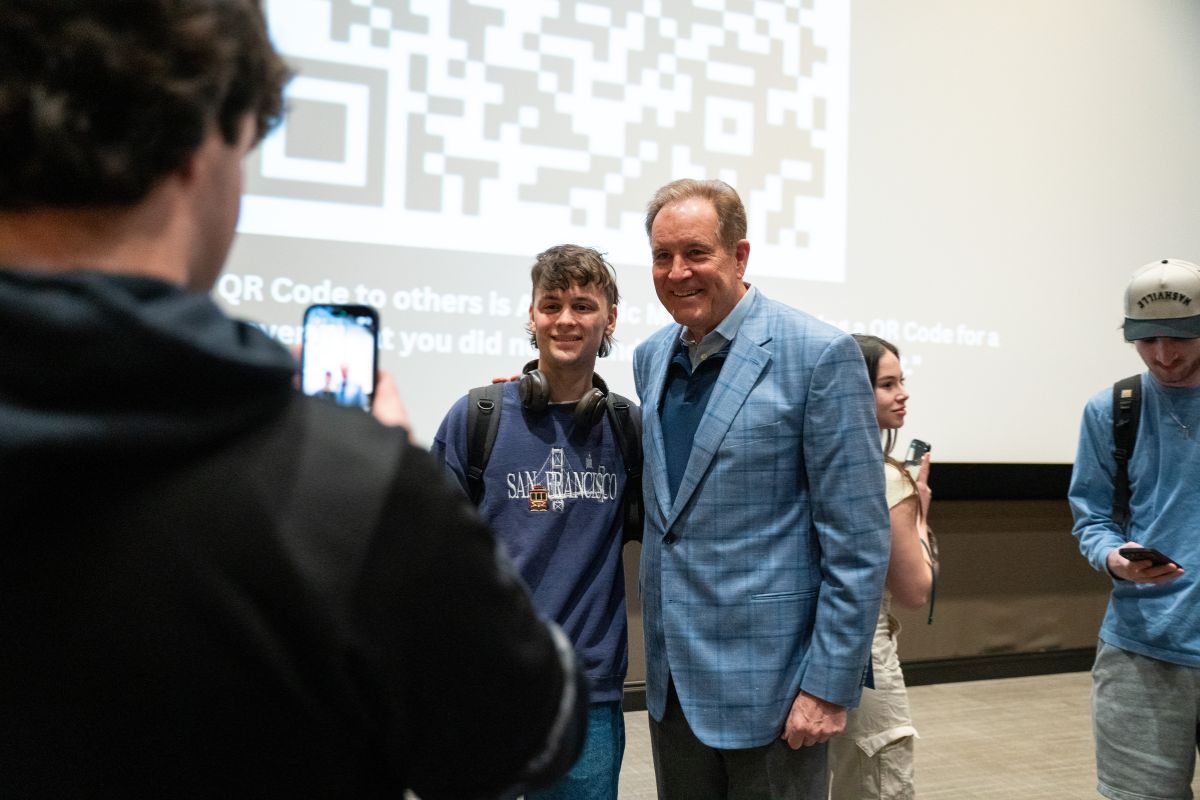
[750,589,817,603]
[748,589,818,679]
[723,421,783,448]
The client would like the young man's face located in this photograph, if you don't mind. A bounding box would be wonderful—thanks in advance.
[528,281,616,372]
[1135,336,1200,388]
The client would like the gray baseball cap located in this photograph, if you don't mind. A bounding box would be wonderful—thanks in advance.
[1123,259,1200,341]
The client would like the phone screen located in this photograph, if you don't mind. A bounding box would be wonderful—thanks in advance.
[301,304,379,411]
[904,438,931,481]
[905,439,931,466]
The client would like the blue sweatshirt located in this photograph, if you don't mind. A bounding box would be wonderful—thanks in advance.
[1069,372,1200,667]
[432,380,629,701]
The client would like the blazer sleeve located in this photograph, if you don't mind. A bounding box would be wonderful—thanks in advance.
[632,340,648,401]
[798,334,891,707]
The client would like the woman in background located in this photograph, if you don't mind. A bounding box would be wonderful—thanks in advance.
[828,334,935,800]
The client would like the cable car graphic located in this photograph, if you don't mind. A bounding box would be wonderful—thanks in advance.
[525,447,607,512]
[528,484,549,512]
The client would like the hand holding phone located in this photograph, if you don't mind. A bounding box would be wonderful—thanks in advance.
[300,304,380,412]
[905,439,932,467]
[904,438,931,482]
[1118,546,1179,569]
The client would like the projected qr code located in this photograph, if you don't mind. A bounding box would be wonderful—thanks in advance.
[245,0,850,281]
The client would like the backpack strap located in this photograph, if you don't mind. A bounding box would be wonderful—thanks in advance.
[466,381,643,536]
[466,383,504,505]
[1111,374,1141,532]
[606,392,644,543]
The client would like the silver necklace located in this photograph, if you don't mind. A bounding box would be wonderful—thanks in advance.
[1156,390,1197,438]
[1150,381,1198,439]
[1165,406,1192,438]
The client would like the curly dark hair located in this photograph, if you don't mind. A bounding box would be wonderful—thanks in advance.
[0,0,290,209]
[528,244,621,358]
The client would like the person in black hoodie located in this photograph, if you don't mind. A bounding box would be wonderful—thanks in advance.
[0,2,586,798]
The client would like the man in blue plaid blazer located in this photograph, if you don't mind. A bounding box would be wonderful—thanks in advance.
[633,179,891,799]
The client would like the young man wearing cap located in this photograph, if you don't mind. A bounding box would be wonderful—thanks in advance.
[1069,258,1200,800]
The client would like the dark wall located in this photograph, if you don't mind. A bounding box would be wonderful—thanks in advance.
[894,463,1110,662]
[892,498,1108,662]
[622,464,1111,690]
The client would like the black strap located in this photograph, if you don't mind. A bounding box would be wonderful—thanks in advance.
[466,384,504,505]
[465,383,644,541]
[607,392,644,543]
[923,531,939,625]
[1111,374,1141,532]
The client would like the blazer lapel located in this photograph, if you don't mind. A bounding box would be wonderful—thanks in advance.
[642,329,677,525]
[666,334,770,525]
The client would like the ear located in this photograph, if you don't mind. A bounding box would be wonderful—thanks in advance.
[735,239,750,279]
[176,148,202,184]
[173,130,220,189]
[177,123,232,185]
[605,303,618,337]
[178,117,255,185]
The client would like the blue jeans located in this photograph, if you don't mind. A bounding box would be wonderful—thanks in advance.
[528,700,625,800]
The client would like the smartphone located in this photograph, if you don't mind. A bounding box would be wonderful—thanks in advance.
[1118,546,1179,568]
[905,439,931,466]
[903,439,931,481]
[300,304,379,412]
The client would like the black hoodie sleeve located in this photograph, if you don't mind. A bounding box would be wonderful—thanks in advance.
[351,439,588,799]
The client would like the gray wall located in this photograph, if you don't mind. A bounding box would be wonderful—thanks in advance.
[622,498,1109,689]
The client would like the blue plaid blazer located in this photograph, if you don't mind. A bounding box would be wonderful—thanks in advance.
[633,289,890,749]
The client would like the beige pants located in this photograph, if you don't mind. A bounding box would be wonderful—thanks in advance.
[828,607,918,800]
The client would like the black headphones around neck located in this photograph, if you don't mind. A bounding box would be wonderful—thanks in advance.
[519,359,609,430]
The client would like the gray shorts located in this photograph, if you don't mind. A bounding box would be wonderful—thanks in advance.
[1092,640,1200,800]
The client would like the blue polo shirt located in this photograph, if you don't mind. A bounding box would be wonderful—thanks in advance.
[660,286,756,502]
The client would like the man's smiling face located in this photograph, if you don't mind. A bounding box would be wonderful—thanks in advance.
[650,196,748,342]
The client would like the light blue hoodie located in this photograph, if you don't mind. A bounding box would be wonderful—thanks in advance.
[1069,372,1200,667]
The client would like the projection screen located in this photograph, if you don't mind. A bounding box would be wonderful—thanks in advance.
[219,0,1200,462]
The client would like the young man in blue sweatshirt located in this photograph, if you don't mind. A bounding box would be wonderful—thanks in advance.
[433,244,637,800]
[1069,258,1200,800]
